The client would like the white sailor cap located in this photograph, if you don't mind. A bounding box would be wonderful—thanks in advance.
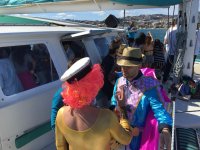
[60,57,91,83]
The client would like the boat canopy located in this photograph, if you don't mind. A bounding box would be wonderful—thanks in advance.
[0,15,51,26]
[0,0,182,7]
[111,0,182,6]
[0,0,183,14]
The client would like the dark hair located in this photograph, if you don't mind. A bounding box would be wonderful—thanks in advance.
[154,39,164,49]
[134,32,146,46]
[109,39,121,55]
[145,35,152,45]
[0,47,10,58]
[12,45,31,65]
[172,18,177,26]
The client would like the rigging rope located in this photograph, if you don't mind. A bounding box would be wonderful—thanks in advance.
[172,1,189,83]
[173,31,187,79]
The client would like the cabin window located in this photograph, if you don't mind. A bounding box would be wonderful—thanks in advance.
[196,54,200,62]
[0,44,58,96]
[94,38,109,59]
[61,40,88,66]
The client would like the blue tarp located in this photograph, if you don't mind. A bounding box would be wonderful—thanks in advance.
[111,0,182,6]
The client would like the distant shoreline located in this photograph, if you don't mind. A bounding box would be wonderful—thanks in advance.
[66,14,179,29]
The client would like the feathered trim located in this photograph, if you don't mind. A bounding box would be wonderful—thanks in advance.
[61,64,104,108]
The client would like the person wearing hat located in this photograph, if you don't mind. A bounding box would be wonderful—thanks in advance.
[50,58,82,130]
[55,57,139,150]
[111,47,172,150]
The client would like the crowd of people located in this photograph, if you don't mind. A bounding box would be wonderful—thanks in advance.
[51,20,181,150]
[125,20,177,96]
[0,44,59,96]
[1,17,199,150]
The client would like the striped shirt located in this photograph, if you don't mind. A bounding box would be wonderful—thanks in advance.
[153,45,165,64]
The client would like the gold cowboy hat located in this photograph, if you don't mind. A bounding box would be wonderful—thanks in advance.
[117,47,144,66]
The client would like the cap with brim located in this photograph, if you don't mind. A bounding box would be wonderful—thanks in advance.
[60,57,91,83]
[117,47,144,66]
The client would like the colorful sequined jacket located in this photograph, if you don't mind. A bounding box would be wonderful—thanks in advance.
[111,75,172,150]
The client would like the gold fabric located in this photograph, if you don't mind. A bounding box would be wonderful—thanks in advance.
[119,119,131,131]
[56,107,132,150]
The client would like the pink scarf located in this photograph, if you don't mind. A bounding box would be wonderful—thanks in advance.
[140,68,170,150]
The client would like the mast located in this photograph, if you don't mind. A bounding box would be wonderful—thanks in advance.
[173,0,199,83]
[182,0,199,77]
[124,9,125,28]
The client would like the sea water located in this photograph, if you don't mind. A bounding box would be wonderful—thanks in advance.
[137,28,200,62]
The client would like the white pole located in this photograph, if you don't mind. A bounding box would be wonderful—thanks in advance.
[183,0,199,77]
[171,101,176,150]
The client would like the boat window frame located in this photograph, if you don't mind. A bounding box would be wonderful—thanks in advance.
[61,29,112,41]
[0,41,60,98]
[93,37,110,59]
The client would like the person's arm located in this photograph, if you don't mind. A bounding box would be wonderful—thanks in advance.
[55,109,69,150]
[51,88,64,130]
[148,88,172,133]
[164,30,169,45]
[161,43,166,53]
[108,110,134,145]
[147,32,154,42]
[110,79,119,108]
[110,78,129,118]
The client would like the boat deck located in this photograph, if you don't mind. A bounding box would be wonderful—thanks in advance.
[175,62,200,128]
[174,62,200,149]
[175,98,200,128]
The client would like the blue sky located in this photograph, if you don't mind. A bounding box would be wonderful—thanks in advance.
[22,6,179,21]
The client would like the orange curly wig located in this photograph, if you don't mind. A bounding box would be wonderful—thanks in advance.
[61,64,104,108]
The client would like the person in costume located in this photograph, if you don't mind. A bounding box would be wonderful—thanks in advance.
[111,47,172,150]
[51,87,64,130]
[55,57,139,150]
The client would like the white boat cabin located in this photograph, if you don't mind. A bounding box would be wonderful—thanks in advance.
[0,15,126,150]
